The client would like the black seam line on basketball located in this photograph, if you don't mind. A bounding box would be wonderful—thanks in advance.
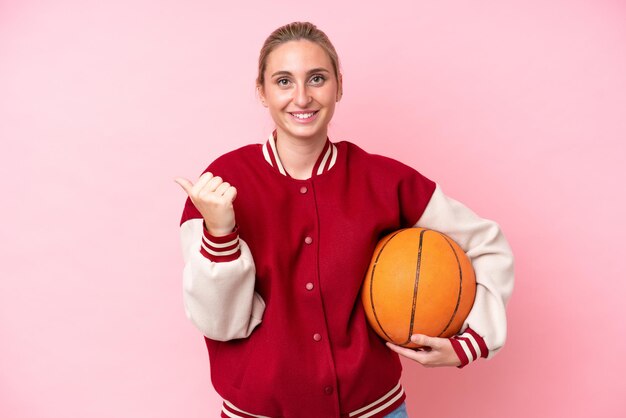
[404,228,428,346]
[407,231,425,342]
[437,235,463,337]
[370,230,405,344]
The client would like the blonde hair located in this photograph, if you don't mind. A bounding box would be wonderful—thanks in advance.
[256,21,342,94]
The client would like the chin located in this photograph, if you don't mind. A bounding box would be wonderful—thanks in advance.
[290,129,324,140]
[286,121,330,138]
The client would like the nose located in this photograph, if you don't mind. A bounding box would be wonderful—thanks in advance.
[293,83,312,108]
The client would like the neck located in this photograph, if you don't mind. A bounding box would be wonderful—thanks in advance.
[275,128,328,180]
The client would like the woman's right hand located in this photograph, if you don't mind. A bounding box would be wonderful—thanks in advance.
[175,172,237,236]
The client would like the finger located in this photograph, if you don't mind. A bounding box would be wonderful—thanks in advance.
[223,186,237,202]
[192,171,215,194]
[410,334,438,349]
[386,342,430,364]
[174,177,193,195]
[201,175,224,194]
[214,182,231,196]
[385,342,416,357]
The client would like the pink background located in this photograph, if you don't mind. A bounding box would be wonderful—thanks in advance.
[2,0,625,417]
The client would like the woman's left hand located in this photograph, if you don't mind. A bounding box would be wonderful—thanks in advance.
[386,334,461,368]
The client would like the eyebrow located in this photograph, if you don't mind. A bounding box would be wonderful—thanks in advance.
[271,68,331,78]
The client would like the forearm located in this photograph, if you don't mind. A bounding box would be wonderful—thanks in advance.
[415,183,515,364]
[181,218,266,341]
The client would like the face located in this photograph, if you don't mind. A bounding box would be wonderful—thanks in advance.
[258,40,342,143]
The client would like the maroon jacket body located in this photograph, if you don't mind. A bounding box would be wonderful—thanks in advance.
[180,138,435,417]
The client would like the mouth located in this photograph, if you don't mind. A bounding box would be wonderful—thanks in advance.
[289,110,319,123]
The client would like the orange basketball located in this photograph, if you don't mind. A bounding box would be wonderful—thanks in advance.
[361,228,476,348]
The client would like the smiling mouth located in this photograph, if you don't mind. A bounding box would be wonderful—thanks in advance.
[289,111,319,120]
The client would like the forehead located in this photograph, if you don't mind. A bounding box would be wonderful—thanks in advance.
[265,40,333,75]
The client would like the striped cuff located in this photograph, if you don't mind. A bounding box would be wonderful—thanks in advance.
[200,224,241,262]
[449,327,488,368]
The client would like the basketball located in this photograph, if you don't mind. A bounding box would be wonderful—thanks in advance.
[361,227,476,348]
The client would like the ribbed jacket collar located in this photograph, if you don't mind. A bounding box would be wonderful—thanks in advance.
[261,130,338,178]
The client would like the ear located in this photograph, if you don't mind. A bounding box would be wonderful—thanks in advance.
[257,85,268,107]
[336,73,343,102]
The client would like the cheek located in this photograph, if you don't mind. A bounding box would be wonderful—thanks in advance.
[320,93,338,108]
[319,84,339,104]
[267,90,291,108]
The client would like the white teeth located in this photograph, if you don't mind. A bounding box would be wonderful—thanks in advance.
[292,112,315,119]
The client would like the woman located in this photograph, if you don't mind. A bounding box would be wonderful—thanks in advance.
[176,21,514,418]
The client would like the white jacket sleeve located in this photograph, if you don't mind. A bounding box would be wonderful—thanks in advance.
[181,218,266,341]
[415,183,514,365]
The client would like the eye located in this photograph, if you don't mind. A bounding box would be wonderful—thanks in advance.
[277,78,291,87]
[310,75,326,85]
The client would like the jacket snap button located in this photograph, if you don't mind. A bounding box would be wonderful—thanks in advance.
[305,282,314,291]
[304,236,313,244]
[313,333,322,342]
[324,386,334,395]
[300,186,308,194]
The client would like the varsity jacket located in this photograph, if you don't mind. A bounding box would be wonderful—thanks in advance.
[179,132,515,418]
